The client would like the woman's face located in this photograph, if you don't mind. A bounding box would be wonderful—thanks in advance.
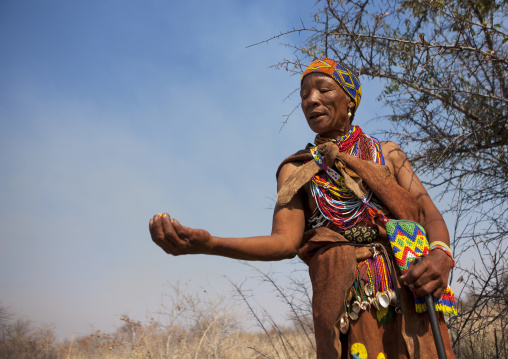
[300,73,356,138]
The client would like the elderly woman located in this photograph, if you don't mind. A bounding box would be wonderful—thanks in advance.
[149,58,456,358]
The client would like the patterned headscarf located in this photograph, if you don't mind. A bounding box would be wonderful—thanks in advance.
[302,58,362,108]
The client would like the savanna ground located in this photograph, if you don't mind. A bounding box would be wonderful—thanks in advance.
[1,268,506,359]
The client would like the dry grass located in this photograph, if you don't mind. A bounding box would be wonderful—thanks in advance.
[0,278,316,359]
[56,320,315,359]
[449,294,508,359]
[1,267,506,358]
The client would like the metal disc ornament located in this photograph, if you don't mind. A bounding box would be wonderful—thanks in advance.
[371,297,380,310]
[349,311,359,320]
[388,290,397,306]
[364,283,373,297]
[361,301,370,311]
[377,292,390,308]
[352,301,361,314]
[339,315,349,334]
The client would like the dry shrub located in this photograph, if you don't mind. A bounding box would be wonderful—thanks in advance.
[6,264,505,358]
[60,278,315,358]
[0,315,57,359]
[449,292,508,359]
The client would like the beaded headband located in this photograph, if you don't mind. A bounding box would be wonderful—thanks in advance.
[302,58,362,108]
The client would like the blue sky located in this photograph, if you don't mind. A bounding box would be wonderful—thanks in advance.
[0,0,395,339]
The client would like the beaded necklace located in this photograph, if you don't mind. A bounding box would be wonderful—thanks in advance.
[309,125,384,229]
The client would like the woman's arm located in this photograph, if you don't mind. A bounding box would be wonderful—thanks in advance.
[381,141,455,298]
[149,162,306,261]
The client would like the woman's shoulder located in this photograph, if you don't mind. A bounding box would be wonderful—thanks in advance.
[275,146,314,180]
[380,141,408,164]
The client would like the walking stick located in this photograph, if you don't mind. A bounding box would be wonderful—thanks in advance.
[414,257,447,359]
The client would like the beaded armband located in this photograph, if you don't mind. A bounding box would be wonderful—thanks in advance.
[430,241,455,267]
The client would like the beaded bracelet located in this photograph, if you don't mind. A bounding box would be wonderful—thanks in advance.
[430,241,455,267]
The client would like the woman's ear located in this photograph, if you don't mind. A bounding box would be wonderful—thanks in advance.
[348,101,356,113]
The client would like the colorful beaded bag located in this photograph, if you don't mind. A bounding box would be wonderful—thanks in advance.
[385,220,457,315]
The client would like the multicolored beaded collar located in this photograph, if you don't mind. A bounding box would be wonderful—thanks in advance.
[309,125,384,229]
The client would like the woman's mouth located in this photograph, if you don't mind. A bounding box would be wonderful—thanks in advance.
[309,112,325,121]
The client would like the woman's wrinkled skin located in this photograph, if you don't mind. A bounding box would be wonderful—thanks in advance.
[149,72,454,299]
[300,73,356,138]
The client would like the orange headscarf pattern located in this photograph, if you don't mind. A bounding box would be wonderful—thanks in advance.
[302,58,362,108]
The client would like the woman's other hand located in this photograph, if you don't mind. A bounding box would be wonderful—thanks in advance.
[401,249,454,298]
[149,213,215,256]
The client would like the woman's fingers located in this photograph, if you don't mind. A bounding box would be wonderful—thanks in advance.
[401,255,448,298]
[413,278,441,297]
[149,213,213,256]
[401,258,427,286]
[149,214,165,245]
[161,214,189,250]
[149,213,188,255]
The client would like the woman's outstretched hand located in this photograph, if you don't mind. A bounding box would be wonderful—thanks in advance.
[149,213,215,256]
[400,249,454,298]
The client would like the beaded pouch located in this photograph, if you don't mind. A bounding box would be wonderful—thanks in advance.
[385,219,457,315]
[385,220,430,273]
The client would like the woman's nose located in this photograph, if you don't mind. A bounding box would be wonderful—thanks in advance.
[306,89,320,106]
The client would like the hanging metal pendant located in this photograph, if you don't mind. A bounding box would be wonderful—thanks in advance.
[388,290,397,306]
[352,301,361,314]
[371,296,380,310]
[360,301,370,311]
[339,315,349,334]
[364,283,373,297]
[377,291,390,308]
[349,311,359,320]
